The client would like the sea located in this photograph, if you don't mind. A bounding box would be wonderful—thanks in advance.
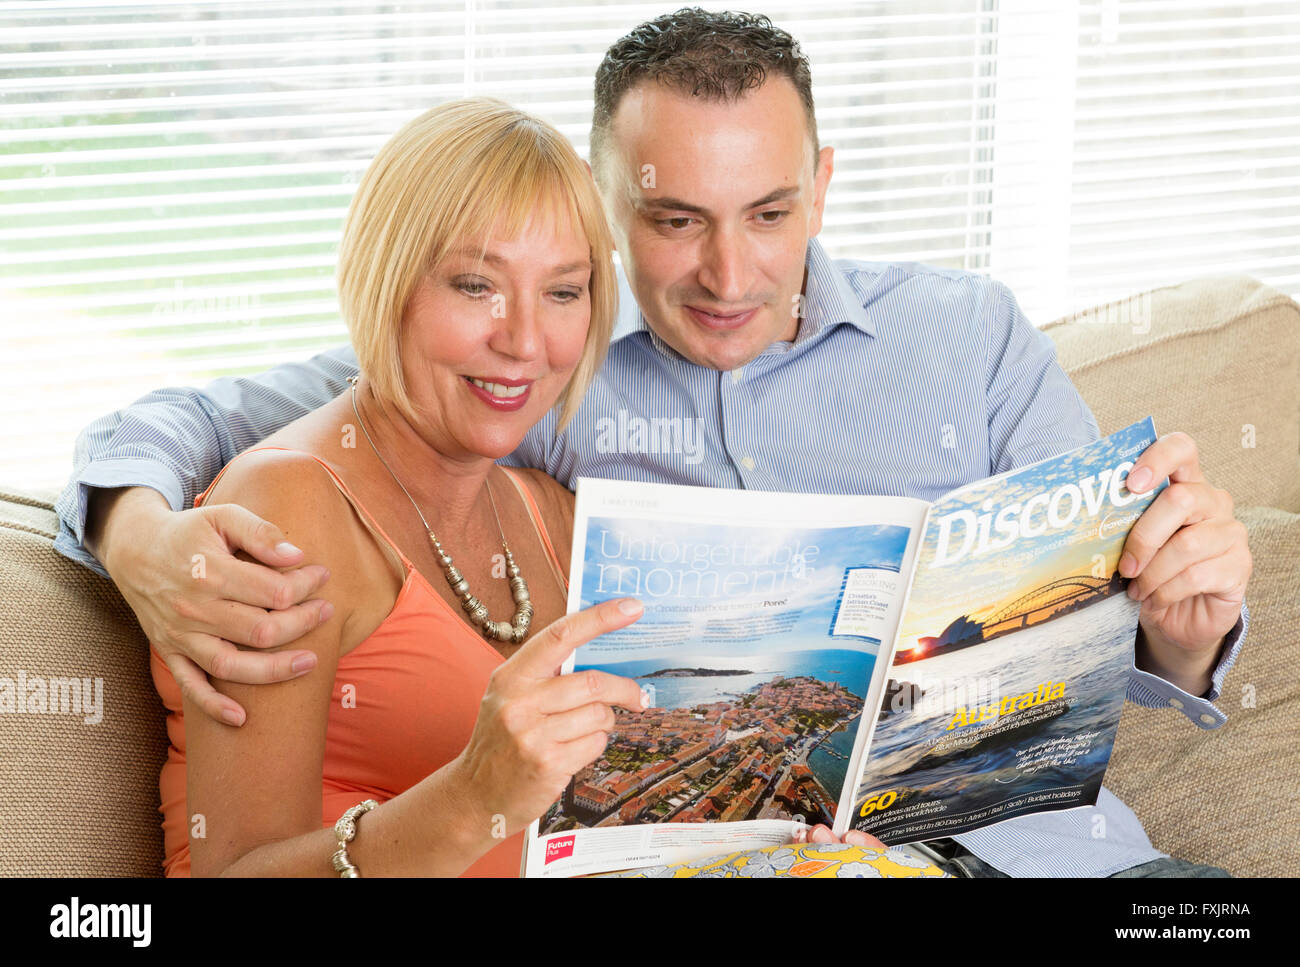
[576,647,876,799]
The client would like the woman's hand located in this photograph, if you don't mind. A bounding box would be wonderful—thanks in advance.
[452,597,647,838]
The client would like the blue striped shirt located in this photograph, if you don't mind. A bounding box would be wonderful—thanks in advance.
[54,236,1247,877]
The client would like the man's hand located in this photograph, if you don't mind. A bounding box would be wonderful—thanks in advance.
[86,486,333,725]
[1119,432,1252,695]
[794,824,885,848]
[785,821,889,847]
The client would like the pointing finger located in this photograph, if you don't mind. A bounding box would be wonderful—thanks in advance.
[513,598,644,680]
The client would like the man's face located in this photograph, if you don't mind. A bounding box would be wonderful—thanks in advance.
[600,75,833,372]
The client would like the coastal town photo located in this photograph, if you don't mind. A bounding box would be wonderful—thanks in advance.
[543,657,867,833]
[546,513,915,835]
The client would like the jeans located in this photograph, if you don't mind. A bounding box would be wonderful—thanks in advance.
[925,840,1232,878]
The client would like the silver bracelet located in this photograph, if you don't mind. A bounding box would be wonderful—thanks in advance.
[331,798,378,877]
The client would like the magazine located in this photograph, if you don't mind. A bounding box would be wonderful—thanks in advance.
[523,418,1164,877]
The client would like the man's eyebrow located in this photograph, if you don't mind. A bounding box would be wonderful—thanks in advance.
[638,185,801,213]
[447,248,590,274]
[637,196,706,214]
[747,185,800,207]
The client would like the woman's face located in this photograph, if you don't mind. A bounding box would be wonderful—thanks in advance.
[398,210,594,461]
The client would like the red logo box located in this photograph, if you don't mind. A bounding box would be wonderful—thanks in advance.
[545,835,577,865]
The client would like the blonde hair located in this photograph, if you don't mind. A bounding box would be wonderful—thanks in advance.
[337,97,617,431]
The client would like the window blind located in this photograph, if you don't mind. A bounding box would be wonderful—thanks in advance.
[2,0,1296,488]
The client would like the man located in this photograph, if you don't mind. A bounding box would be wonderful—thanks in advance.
[56,8,1251,877]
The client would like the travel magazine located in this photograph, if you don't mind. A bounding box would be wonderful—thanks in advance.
[523,418,1163,877]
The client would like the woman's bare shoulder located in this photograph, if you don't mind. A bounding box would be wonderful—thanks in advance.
[507,467,574,557]
[205,447,343,531]
[204,448,395,634]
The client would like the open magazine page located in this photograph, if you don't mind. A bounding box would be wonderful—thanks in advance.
[846,418,1163,845]
[524,477,928,878]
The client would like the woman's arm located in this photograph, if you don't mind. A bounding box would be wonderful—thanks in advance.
[183,450,500,876]
[183,451,647,877]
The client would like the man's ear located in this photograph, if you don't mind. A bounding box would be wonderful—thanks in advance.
[808,145,834,239]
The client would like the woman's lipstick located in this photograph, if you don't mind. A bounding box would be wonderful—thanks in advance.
[464,376,533,412]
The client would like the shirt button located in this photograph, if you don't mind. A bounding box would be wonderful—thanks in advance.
[1168,697,1184,709]
[1199,713,1216,725]
[740,456,756,471]
[730,368,744,384]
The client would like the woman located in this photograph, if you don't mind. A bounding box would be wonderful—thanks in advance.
[154,97,642,876]
[154,97,909,878]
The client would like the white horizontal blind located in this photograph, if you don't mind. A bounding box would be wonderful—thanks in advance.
[990,0,1300,322]
[2,1,1297,489]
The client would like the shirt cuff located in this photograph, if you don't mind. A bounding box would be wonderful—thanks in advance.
[1125,599,1250,730]
[52,458,188,579]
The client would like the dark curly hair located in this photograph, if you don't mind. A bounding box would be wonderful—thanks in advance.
[590,7,818,182]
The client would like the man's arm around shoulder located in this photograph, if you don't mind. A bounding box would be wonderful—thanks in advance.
[55,344,358,575]
[57,347,359,721]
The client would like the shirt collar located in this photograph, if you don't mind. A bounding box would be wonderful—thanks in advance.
[610,236,876,352]
[799,236,877,342]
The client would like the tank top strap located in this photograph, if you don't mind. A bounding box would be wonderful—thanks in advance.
[497,467,569,593]
[196,446,410,580]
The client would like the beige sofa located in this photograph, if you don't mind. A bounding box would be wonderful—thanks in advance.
[2,275,1297,877]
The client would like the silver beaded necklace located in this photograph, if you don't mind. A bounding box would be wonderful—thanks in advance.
[347,375,533,644]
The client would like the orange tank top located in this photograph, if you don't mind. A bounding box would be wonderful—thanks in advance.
[150,448,568,877]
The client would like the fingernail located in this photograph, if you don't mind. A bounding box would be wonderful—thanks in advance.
[319,601,335,622]
[291,653,317,674]
[1120,553,1137,577]
[275,541,302,557]
[1127,467,1151,493]
[617,598,643,616]
[221,707,245,727]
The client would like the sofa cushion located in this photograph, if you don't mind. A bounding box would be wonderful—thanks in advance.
[0,488,165,876]
[1103,505,1300,877]
[1045,275,1300,514]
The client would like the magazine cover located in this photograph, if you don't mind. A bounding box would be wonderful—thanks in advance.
[524,484,928,877]
[846,418,1164,844]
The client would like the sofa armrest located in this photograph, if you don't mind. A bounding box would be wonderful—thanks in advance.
[0,489,167,876]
